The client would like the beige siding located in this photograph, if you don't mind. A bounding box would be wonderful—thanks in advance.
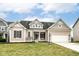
[49,21,70,31]
[45,30,48,41]
[48,21,70,40]
[49,21,70,32]
[73,21,79,41]
[50,32,69,36]
[9,23,27,42]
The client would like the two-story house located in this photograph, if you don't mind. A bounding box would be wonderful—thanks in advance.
[0,18,8,39]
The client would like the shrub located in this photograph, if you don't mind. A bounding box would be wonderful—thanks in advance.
[0,36,2,39]
[0,36,6,42]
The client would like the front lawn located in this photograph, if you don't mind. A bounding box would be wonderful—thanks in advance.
[0,42,79,56]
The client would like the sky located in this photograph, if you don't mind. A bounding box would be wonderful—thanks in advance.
[0,2,79,27]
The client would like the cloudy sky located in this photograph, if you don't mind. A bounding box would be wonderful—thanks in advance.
[0,2,79,26]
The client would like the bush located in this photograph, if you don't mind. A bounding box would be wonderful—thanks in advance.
[0,36,6,42]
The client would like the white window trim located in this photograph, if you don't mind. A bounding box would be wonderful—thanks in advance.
[0,26,6,31]
[30,24,43,29]
[14,31,22,39]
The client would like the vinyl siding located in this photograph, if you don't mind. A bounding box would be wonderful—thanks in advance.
[48,21,70,36]
[73,21,79,41]
[9,23,27,42]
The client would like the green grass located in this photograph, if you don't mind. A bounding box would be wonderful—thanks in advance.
[0,42,79,56]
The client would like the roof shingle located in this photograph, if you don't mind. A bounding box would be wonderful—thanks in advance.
[20,21,54,29]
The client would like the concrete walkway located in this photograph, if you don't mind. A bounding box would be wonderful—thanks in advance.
[53,42,79,52]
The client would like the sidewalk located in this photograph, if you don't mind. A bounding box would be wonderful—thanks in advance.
[53,42,79,52]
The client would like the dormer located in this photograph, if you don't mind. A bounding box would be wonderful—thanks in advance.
[29,19,43,29]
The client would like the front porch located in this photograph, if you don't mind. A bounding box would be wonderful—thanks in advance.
[26,31,47,42]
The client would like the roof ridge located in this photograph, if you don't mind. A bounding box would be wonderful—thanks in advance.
[21,20,55,23]
[73,17,79,28]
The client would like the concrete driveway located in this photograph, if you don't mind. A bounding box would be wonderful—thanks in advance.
[53,42,79,52]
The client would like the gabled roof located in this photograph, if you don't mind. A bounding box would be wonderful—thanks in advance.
[72,18,79,28]
[8,21,26,29]
[48,19,71,30]
[59,19,71,30]
[7,20,54,29]
[7,19,70,30]
[42,22,53,29]
[0,18,8,26]
[29,19,43,25]
[20,20,54,29]
[20,21,31,29]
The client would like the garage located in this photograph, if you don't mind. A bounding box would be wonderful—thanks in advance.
[48,19,71,43]
[50,34,69,43]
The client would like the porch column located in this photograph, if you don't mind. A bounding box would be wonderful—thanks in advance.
[48,31,49,42]
[39,32,40,41]
[3,33,5,39]
[69,32,71,42]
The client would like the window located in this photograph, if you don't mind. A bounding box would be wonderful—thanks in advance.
[38,25,40,27]
[32,24,35,28]
[14,31,22,38]
[36,24,37,27]
[28,32,30,37]
[30,24,43,29]
[58,25,62,28]
[0,27,5,31]
[40,32,45,40]
[2,27,5,31]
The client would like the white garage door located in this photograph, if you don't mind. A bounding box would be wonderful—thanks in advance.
[51,35,69,43]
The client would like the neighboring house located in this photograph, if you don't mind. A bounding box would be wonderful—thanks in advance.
[73,18,79,42]
[0,18,71,43]
[0,18,8,39]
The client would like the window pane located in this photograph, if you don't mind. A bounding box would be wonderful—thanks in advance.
[14,31,22,38]
[40,32,45,40]
[19,31,21,38]
[17,31,21,38]
[28,32,30,37]
[30,24,43,29]
[14,31,16,38]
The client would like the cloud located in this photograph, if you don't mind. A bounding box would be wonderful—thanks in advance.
[0,0,41,3]
[0,0,79,3]
[0,3,78,23]
[0,12,7,18]
[39,3,78,14]
[0,3,38,13]
[0,3,78,14]
[24,16,57,22]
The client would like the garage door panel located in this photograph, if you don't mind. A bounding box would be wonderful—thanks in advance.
[51,32,69,36]
[51,35,69,43]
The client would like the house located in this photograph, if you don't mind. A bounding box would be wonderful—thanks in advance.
[0,18,71,43]
[0,18,8,39]
[73,18,79,42]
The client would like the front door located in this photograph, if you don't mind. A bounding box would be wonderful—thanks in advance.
[34,32,39,40]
